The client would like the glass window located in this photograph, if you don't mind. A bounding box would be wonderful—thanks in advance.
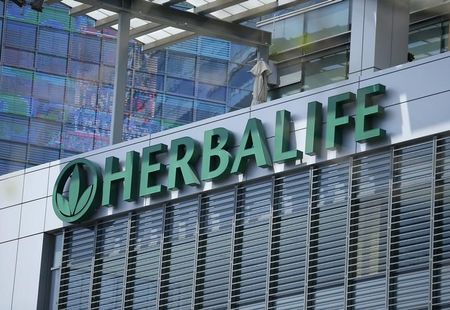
[100,65,115,85]
[39,7,70,30]
[3,47,34,69]
[261,14,304,54]
[62,123,95,153]
[27,145,60,165]
[194,100,226,121]
[38,28,69,57]
[228,62,253,91]
[5,20,36,50]
[227,87,252,111]
[134,71,164,91]
[0,66,33,97]
[197,82,226,102]
[162,95,193,123]
[36,54,67,76]
[198,58,227,85]
[69,33,101,63]
[6,1,37,23]
[166,76,195,96]
[409,21,448,61]
[68,59,100,81]
[101,39,116,66]
[304,0,350,43]
[198,37,230,60]
[65,79,98,109]
[167,51,196,79]
[131,90,162,118]
[0,140,27,162]
[302,50,348,91]
[29,118,62,148]
[33,72,66,103]
[31,99,63,122]
[133,49,166,73]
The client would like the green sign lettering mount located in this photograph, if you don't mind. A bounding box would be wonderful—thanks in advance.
[52,84,387,223]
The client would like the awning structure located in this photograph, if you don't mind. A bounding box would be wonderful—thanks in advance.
[55,0,319,50]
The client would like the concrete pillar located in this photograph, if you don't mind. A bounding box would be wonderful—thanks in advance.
[349,0,410,76]
[110,13,130,145]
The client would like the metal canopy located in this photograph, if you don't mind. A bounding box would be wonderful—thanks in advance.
[60,0,314,50]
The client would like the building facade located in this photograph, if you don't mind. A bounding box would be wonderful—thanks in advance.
[1,0,450,309]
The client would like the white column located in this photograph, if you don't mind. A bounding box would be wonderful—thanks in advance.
[349,0,410,77]
[110,13,130,145]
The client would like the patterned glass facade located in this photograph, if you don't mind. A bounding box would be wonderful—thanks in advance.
[52,133,450,309]
[0,0,256,175]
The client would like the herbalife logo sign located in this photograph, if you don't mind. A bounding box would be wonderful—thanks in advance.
[53,84,387,223]
[53,159,103,223]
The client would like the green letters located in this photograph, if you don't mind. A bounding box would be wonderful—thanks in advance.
[168,137,201,190]
[140,144,167,197]
[326,92,355,149]
[355,84,386,142]
[305,101,323,155]
[231,118,272,174]
[274,110,302,163]
[102,151,140,206]
[201,128,234,181]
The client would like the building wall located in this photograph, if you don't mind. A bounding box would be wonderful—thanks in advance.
[0,49,450,308]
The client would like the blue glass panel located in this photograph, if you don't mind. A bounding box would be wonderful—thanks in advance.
[68,60,100,81]
[39,6,70,30]
[0,0,4,16]
[27,145,60,165]
[0,93,31,116]
[100,65,115,84]
[134,50,165,73]
[198,58,227,85]
[0,159,25,175]
[65,79,98,109]
[194,100,225,121]
[5,20,36,50]
[162,95,193,123]
[70,15,96,32]
[101,39,116,66]
[62,124,94,152]
[38,28,69,57]
[36,54,67,76]
[3,47,34,69]
[6,2,38,23]
[166,77,195,96]
[29,118,62,147]
[228,87,251,111]
[229,62,253,90]
[132,90,162,118]
[0,114,29,143]
[197,82,226,102]
[98,85,113,112]
[168,37,198,54]
[95,111,111,130]
[198,37,230,60]
[0,141,27,162]
[230,43,256,64]
[94,128,109,149]
[0,19,3,48]
[31,99,63,122]
[134,71,164,91]
[70,33,101,63]
[126,116,161,138]
[167,51,196,79]
[33,72,66,103]
[64,106,96,129]
[0,66,33,97]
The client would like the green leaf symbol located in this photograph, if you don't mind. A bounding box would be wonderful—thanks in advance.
[56,193,70,216]
[68,164,89,216]
[75,185,93,214]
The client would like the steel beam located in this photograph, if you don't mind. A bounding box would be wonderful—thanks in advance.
[110,12,130,145]
[79,0,271,47]
[194,0,246,14]
[130,22,165,39]
[69,3,98,16]
[95,13,119,29]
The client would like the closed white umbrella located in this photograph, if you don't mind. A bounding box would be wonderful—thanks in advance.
[250,59,272,106]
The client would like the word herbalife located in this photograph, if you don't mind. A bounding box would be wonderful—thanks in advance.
[53,84,386,223]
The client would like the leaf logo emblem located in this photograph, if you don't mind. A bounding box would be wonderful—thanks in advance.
[52,159,103,223]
